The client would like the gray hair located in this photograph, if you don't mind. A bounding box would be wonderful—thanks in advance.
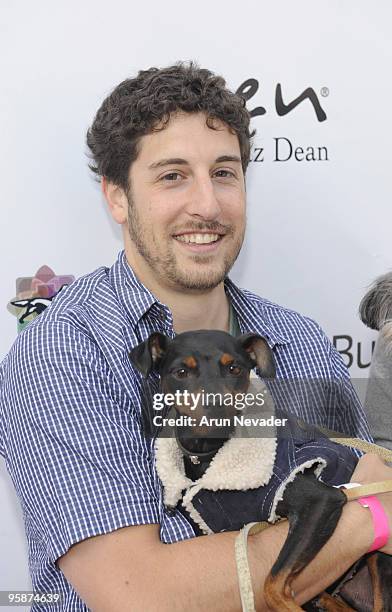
[359,272,392,342]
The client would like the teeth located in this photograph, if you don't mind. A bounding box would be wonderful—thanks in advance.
[175,233,220,244]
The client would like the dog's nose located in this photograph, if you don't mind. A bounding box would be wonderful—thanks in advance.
[202,399,223,411]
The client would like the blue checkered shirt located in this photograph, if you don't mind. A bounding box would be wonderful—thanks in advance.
[0,250,370,610]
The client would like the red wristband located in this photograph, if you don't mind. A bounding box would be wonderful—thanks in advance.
[357,496,390,552]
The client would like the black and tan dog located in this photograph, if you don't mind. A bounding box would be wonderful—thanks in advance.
[130,330,392,611]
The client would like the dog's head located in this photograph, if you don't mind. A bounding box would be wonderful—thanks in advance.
[130,330,275,435]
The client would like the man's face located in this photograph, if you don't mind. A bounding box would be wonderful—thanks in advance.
[125,111,246,292]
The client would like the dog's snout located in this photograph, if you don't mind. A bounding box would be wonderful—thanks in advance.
[203,399,223,411]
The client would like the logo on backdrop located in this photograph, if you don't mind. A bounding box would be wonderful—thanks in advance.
[7,265,74,333]
[236,78,329,164]
[333,335,376,370]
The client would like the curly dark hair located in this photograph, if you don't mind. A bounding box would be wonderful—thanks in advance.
[86,61,253,190]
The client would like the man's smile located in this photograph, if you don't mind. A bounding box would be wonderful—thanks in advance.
[172,231,225,253]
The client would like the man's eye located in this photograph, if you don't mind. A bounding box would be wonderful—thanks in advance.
[161,172,182,181]
[173,368,188,378]
[228,364,242,376]
[214,169,235,178]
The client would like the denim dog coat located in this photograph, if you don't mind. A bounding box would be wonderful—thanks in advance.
[155,417,358,534]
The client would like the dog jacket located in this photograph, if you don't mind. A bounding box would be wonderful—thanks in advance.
[155,417,358,535]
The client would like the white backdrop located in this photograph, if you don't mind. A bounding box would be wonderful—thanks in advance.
[1,0,391,601]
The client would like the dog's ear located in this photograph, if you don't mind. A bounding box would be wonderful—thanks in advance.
[129,332,170,377]
[238,333,276,378]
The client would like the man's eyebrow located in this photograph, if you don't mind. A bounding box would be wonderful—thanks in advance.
[148,155,242,170]
[215,155,242,164]
[148,158,188,170]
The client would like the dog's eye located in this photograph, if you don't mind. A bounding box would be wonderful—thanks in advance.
[228,365,242,376]
[173,368,188,379]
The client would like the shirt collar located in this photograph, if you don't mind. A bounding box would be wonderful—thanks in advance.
[109,250,173,329]
[110,250,289,347]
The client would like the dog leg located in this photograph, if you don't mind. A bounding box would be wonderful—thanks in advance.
[316,592,356,611]
[264,469,348,612]
[376,552,392,612]
[367,554,383,612]
[367,553,392,612]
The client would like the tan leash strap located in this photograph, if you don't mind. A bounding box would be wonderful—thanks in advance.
[234,523,260,612]
[330,437,392,463]
[342,479,392,501]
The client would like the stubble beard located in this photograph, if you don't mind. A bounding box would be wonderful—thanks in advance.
[126,192,245,291]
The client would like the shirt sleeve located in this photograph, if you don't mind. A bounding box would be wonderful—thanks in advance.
[1,320,160,563]
[0,359,6,458]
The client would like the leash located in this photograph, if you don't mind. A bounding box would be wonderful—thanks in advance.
[234,437,392,612]
[329,436,392,463]
[342,479,392,501]
[328,435,392,500]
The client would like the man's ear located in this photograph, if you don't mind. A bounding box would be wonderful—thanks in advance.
[129,333,171,377]
[238,333,276,378]
[102,176,128,224]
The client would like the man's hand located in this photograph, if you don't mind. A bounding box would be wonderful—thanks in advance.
[350,453,392,555]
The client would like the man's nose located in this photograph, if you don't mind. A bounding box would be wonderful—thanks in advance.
[185,175,221,220]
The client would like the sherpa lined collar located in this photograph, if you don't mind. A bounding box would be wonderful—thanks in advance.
[155,436,277,510]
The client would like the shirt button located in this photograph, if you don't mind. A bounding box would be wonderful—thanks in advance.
[164,507,176,517]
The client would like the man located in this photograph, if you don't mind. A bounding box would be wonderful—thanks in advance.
[0,62,391,611]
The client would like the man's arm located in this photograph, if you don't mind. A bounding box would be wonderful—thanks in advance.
[59,457,390,612]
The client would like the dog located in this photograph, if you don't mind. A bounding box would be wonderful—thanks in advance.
[360,271,392,455]
[130,330,392,611]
